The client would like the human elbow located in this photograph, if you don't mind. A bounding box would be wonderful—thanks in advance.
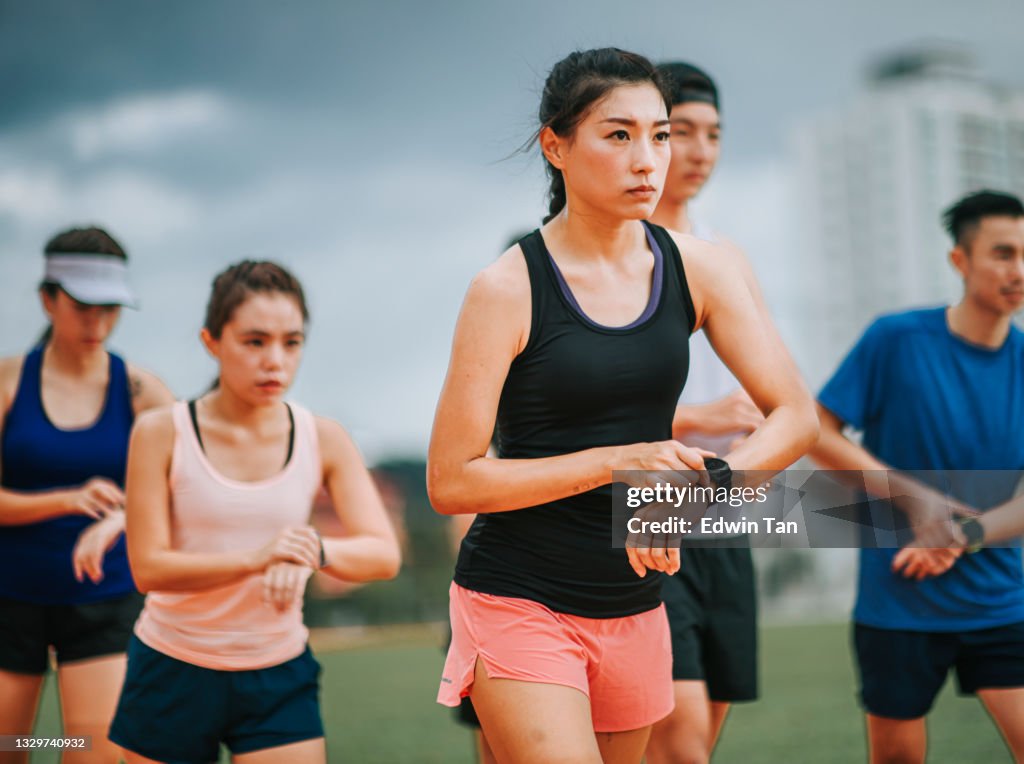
[379,545,402,580]
[428,489,478,516]
[127,549,166,594]
[806,404,852,466]
[130,564,159,594]
[426,462,470,516]
[358,542,402,582]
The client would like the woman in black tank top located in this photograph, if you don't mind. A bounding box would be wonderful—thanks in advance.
[429,48,817,764]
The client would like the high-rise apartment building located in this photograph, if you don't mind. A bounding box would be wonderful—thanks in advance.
[793,44,1024,385]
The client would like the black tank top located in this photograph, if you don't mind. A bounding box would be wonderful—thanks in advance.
[453,221,697,618]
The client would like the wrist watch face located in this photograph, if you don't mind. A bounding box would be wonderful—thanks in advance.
[960,518,984,552]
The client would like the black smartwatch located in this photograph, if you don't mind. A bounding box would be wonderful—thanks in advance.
[959,517,985,553]
[704,457,733,491]
[314,529,328,568]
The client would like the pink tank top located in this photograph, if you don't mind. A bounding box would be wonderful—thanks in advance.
[134,401,322,670]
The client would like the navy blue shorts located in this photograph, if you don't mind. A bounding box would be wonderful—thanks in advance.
[853,621,1024,719]
[109,635,324,763]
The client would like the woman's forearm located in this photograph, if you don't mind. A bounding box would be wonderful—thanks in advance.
[321,536,401,581]
[130,548,260,593]
[0,487,76,525]
[723,401,819,478]
[428,445,622,516]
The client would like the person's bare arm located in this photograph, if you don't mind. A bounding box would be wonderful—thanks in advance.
[977,499,1024,545]
[810,405,887,472]
[811,404,963,579]
[676,234,819,476]
[316,416,401,582]
[716,235,772,315]
[69,363,175,579]
[672,239,769,442]
[127,363,175,415]
[672,389,763,441]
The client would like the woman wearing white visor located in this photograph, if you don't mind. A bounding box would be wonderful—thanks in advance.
[0,227,173,764]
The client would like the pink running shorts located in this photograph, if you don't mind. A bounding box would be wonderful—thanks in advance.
[438,582,674,733]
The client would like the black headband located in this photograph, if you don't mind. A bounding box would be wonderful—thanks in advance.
[673,89,718,109]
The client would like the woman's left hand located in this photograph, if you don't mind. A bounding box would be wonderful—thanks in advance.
[262,561,314,612]
[72,511,126,584]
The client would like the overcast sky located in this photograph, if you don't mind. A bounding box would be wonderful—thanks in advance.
[1,0,1021,460]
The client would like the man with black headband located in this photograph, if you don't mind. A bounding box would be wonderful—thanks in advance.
[647,61,775,764]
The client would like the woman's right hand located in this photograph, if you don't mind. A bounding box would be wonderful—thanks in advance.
[253,526,321,571]
[615,441,714,580]
[63,478,124,520]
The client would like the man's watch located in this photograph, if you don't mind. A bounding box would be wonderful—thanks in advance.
[704,457,733,491]
[959,517,985,553]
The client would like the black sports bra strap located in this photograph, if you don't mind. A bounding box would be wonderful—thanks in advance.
[188,399,295,468]
[188,399,205,452]
[284,404,295,465]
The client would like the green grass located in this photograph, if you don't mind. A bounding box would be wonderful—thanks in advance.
[30,621,1010,763]
[713,622,1009,763]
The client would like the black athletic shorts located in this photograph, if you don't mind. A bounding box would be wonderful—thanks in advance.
[0,591,143,675]
[853,620,1024,719]
[661,538,758,702]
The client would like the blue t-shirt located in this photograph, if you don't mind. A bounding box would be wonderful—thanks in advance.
[819,306,1024,631]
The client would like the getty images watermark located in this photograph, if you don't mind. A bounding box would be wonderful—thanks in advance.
[622,481,793,536]
[610,469,1024,548]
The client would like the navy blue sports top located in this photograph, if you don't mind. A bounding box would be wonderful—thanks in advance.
[0,346,136,604]
[454,222,696,618]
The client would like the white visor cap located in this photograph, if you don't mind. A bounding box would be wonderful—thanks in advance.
[43,254,138,308]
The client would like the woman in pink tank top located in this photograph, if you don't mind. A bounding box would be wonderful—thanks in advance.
[109,261,401,764]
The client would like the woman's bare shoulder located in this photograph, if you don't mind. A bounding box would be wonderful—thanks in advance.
[469,243,532,304]
[0,355,26,416]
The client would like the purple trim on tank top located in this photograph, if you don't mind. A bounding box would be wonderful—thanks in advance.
[545,223,664,330]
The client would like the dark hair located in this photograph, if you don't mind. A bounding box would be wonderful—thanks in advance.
[656,61,720,111]
[44,226,127,258]
[536,48,671,223]
[942,190,1024,248]
[37,226,127,346]
[204,260,310,339]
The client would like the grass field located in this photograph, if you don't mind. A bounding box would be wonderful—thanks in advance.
[29,621,1011,763]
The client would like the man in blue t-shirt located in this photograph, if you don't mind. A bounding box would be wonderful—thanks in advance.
[811,190,1024,763]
